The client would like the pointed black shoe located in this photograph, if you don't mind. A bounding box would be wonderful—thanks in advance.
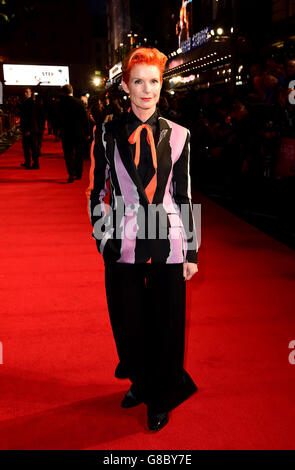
[147,409,169,432]
[121,388,143,408]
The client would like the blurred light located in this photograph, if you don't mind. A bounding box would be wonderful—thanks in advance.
[169,75,195,85]
[93,77,101,86]
[120,43,123,47]
[210,29,215,36]
[86,93,90,98]
[0,13,9,22]
[238,65,243,73]
[34,92,38,96]
[231,27,234,33]
[123,95,128,100]
[177,48,182,54]
[217,28,224,35]
[170,90,175,95]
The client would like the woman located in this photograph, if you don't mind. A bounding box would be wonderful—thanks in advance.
[88,47,198,432]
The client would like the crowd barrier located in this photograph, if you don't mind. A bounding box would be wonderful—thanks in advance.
[0,113,20,142]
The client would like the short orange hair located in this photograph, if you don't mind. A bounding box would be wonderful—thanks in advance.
[122,47,168,85]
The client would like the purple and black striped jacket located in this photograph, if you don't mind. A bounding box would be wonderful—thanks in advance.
[88,112,198,264]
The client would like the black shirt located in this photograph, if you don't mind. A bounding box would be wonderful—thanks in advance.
[127,108,159,188]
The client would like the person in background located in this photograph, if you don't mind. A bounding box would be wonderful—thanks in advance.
[90,96,105,127]
[58,84,90,182]
[79,92,91,160]
[20,87,40,169]
[80,93,88,109]
[35,93,45,159]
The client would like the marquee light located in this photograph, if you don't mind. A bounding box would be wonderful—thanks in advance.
[169,74,196,85]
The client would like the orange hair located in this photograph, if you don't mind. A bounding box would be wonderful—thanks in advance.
[122,47,168,85]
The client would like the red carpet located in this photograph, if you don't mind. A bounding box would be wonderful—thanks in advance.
[1,134,295,450]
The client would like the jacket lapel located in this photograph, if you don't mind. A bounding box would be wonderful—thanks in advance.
[112,112,172,205]
[113,114,150,205]
[152,116,172,204]
[156,115,172,165]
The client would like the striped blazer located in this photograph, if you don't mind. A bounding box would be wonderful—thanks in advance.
[88,111,198,264]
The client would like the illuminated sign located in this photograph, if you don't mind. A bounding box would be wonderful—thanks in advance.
[109,62,122,80]
[168,58,185,70]
[176,0,193,48]
[180,27,212,53]
[3,64,70,86]
[192,27,212,48]
[181,38,191,54]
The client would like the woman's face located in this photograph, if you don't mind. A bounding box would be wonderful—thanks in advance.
[122,63,162,115]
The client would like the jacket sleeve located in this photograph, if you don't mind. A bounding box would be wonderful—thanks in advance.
[87,123,111,253]
[20,101,32,133]
[172,130,198,264]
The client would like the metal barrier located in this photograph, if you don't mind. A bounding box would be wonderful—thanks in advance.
[0,112,20,142]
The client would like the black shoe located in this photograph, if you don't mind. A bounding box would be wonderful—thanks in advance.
[115,362,129,379]
[147,408,169,432]
[21,163,30,169]
[121,388,143,408]
[30,164,40,169]
[67,176,74,183]
[75,175,82,180]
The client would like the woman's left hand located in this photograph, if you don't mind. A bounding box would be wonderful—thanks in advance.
[183,262,198,281]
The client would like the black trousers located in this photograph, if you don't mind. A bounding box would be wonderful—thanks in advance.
[104,262,197,413]
[61,136,84,178]
[22,134,39,167]
[37,128,44,158]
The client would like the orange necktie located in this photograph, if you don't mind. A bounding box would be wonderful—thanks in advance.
[128,124,157,204]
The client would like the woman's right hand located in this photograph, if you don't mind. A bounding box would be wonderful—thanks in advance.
[183,262,198,281]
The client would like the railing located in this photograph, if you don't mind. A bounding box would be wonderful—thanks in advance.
[0,113,20,142]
